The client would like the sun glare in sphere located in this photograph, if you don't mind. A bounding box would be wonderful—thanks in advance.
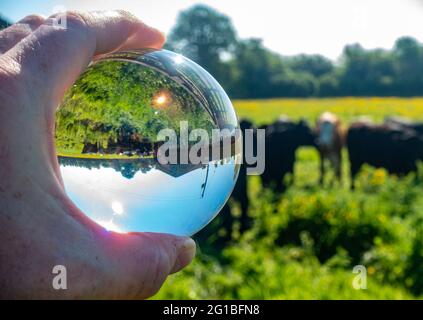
[156,94,167,105]
[98,219,124,233]
[153,91,172,109]
[174,55,184,64]
[111,201,124,215]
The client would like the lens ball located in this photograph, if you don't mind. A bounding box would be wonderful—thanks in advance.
[55,49,241,236]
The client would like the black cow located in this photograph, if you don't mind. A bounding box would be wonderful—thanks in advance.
[261,118,316,193]
[347,121,423,189]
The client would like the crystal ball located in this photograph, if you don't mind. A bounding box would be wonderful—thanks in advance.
[55,49,241,236]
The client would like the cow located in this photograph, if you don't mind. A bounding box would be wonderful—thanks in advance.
[315,112,344,185]
[261,118,316,193]
[347,121,423,189]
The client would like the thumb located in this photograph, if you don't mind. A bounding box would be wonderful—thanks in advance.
[101,231,196,299]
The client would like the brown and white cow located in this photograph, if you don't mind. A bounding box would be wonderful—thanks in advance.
[315,112,344,185]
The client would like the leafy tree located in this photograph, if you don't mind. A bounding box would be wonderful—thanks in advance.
[288,54,334,78]
[228,39,317,98]
[0,15,10,30]
[227,39,284,98]
[165,4,237,88]
[393,37,423,96]
[337,44,395,96]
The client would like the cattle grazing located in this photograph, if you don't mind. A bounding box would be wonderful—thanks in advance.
[315,112,344,185]
[347,121,423,189]
[261,118,316,193]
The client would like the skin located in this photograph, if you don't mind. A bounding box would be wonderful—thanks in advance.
[0,10,196,299]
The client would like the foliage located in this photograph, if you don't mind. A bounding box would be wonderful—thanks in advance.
[165,4,237,90]
[55,59,215,155]
[0,15,10,29]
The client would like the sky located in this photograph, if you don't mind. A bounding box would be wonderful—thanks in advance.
[1,0,423,60]
[60,159,236,235]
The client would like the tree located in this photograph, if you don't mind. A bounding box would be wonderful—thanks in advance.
[228,39,283,98]
[337,44,395,96]
[165,4,237,87]
[393,37,423,95]
[0,15,10,30]
[288,54,334,78]
[228,39,316,98]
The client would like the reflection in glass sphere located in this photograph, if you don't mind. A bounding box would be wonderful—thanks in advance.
[55,49,241,236]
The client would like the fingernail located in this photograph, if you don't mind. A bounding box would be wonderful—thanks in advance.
[171,237,196,274]
[157,29,166,42]
[145,26,166,49]
[18,14,45,30]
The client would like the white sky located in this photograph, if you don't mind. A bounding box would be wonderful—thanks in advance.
[1,0,423,60]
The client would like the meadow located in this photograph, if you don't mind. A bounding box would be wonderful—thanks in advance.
[234,97,423,124]
[155,97,423,299]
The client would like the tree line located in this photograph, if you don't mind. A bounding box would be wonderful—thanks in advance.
[166,4,423,98]
[3,8,423,99]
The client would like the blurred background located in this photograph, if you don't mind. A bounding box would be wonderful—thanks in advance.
[1,0,423,299]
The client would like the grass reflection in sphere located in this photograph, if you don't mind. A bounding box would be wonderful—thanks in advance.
[55,49,241,236]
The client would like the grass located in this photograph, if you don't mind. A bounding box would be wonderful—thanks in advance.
[154,97,423,300]
[233,97,423,125]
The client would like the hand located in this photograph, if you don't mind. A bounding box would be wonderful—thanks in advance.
[0,10,196,299]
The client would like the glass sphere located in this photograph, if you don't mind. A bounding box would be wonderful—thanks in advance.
[55,49,241,236]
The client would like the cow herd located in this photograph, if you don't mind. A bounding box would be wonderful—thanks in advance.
[243,113,423,191]
[219,113,423,235]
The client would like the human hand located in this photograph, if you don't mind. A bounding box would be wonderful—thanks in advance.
[0,10,196,299]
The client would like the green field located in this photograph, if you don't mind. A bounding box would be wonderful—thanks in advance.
[234,97,423,124]
[155,98,423,300]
